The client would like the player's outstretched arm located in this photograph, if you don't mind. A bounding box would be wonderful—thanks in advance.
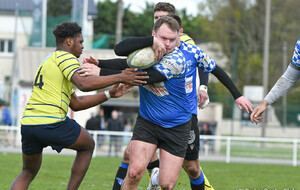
[78,63,123,77]
[71,68,148,91]
[83,55,129,70]
[69,83,132,111]
[211,65,253,112]
[250,64,300,124]
[115,36,165,61]
[114,36,154,56]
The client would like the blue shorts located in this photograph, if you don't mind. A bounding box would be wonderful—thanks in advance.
[21,117,81,155]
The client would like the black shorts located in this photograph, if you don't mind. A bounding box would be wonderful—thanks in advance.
[132,115,191,158]
[185,114,200,160]
[21,117,81,155]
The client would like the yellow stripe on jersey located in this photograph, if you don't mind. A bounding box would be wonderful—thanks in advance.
[180,33,195,45]
[21,50,79,125]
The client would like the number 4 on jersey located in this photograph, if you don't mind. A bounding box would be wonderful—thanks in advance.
[34,66,44,89]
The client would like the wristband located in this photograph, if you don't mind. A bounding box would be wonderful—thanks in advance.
[199,85,208,92]
[104,90,111,100]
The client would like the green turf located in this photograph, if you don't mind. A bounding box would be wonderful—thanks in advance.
[0,153,299,189]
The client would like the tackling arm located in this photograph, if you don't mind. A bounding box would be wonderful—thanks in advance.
[264,64,300,105]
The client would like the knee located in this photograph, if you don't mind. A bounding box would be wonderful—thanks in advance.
[184,163,200,178]
[126,167,144,184]
[89,139,95,152]
[22,167,39,180]
[160,181,176,190]
[159,176,178,190]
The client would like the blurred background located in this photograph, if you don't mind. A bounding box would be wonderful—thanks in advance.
[0,0,299,165]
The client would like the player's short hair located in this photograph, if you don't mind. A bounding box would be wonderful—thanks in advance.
[154,2,176,14]
[167,14,182,28]
[153,15,180,33]
[52,22,82,45]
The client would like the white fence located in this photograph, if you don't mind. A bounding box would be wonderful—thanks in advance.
[1,126,299,166]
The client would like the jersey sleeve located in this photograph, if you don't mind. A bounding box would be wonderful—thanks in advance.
[181,42,216,73]
[291,39,300,68]
[56,51,80,81]
[153,47,186,80]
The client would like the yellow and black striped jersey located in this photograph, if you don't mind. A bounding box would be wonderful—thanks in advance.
[180,33,195,45]
[21,50,79,125]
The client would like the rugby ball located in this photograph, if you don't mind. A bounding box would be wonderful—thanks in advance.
[127,47,156,69]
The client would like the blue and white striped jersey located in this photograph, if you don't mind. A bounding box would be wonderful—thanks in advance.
[292,39,300,68]
[139,46,191,128]
[180,41,216,115]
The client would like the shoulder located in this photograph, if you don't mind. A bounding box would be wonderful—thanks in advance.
[180,41,203,57]
[161,47,185,66]
[56,50,78,63]
[153,47,186,78]
[180,33,195,45]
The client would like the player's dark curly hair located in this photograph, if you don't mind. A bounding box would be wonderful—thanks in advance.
[52,22,82,45]
[167,14,182,28]
[154,2,176,14]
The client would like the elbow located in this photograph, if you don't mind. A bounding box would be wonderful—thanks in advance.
[76,81,93,92]
[114,47,122,56]
[71,106,80,112]
[114,43,127,56]
[69,102,81,112]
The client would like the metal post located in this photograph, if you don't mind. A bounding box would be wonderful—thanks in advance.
[292,139,298,167]
[10,0,19,126]
[115,0,123,44]
[262,0,271,140]
[226,137,231,163]
[41,0,47,47]
[231,43,237,136]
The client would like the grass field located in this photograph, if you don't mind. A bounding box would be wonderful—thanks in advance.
[1,153,299,190]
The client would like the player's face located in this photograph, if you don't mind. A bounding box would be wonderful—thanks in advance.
[71,33,84,58]
[153,23,178,54]
[154,11,169,24]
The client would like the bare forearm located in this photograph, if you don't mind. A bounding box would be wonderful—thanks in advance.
[70,92,108,111]
[73,74,124,92]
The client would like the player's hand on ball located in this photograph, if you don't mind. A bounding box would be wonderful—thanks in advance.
[153,37,166,61]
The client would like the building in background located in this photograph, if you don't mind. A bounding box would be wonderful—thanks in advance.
[0,0,98,126]
[0,0,97,103]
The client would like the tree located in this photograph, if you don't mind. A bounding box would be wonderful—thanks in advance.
[47,0,72,17]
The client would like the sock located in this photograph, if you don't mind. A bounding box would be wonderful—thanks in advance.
[151,170,159,186]
[112,162,129,190]
[147,159,160,179]
[190,170,205,190]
